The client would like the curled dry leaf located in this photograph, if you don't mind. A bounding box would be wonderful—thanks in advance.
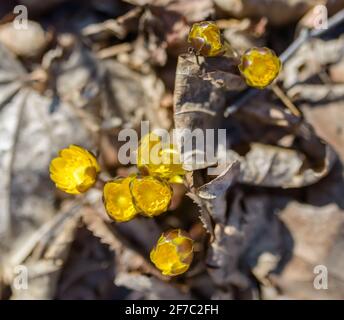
[226,142,336,188]
[174,53,245,171]
[197,163,240,199]
[184,163,242,294]
[185,162,240,239]
[186,189,215,239]
[197,162,240,223]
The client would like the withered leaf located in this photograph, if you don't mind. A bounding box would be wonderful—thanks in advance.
[174,53,245,171]
[0,43,94,299]
[272,201,344,299]
[197,162,240,223]
[227,142,336,188]
[5,203,82,299]
[174,51,335,188]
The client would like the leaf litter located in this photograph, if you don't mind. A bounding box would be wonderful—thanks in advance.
[0,0,344,300]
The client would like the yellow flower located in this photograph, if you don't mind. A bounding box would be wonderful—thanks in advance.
[103,177,138,222]
[239,47,281,89]
[137,132,185,183]
[130,176,172,217]
[137,132,161,169]
[150,229,194,276]
[188,21,224,57]
[50,145,100,194]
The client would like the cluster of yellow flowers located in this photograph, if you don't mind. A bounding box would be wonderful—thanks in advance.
[188,21,282,89]
[49,135,193,276]
[102,132,185,222]
[104,175,172,222]
[49,21,282,277]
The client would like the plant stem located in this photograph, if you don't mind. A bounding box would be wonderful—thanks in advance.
[271,84,301,117]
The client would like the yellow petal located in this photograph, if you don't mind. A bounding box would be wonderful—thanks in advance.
[49,145,100,195]
[136,133,186,181]
[103,177,138,222]
[239,47,281,89]
[130,176,172,217]
[188,21,224,57]
[150,229,194,276]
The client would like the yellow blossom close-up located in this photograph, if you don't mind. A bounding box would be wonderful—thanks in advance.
[188,21,224,57]
[49,145,100,195]
[103,177,138,222]
[130,175,172,217]
[137,132,185,183]
[150,229,194,276]
[238,47,281,89]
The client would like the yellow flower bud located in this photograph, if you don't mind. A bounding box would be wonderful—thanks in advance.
[130,176,172,217]
[150,229,194,276]
[49,145,100,194]
[188,21,224,57]
[137,133,185,183]
[103,177,138,222]
[239,47,281,89]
